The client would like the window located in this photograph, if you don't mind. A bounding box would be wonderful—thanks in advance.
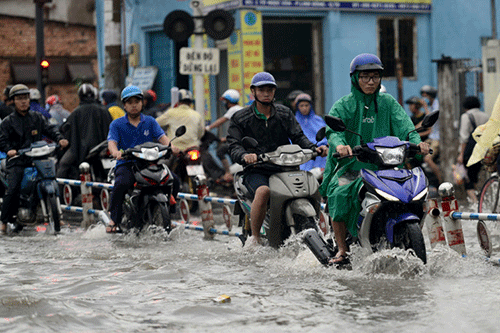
[378,18,416,78]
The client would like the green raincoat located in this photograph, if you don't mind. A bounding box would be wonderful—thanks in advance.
[319,74,421,237]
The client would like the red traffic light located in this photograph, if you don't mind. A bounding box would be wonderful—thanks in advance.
[40,60,50,68]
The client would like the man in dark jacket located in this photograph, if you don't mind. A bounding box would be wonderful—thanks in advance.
[0,84,68,234]
[57,83,113,179]
[227,72,327,246]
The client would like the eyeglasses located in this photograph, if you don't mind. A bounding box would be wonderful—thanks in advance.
[359,75,381,83]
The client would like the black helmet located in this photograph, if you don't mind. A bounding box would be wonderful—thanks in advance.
[3,85,13,99]
[78,83,96,100]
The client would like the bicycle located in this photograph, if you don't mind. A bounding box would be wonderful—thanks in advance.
[478,142,500,213]
[478,172,499,213]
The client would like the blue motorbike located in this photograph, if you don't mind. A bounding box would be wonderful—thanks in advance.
[0,141,62,234]
[305,111,439,265]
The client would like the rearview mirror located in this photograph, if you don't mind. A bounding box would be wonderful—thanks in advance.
[324,115,346,132]
[175,125,187,137]
[316,127,326,142]
[421,110,439,128]
[242,136,258,150]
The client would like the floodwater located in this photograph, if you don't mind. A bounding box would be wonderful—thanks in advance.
[1,201,499,333]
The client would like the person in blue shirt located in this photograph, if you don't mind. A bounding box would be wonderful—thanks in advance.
[106,86,179,233]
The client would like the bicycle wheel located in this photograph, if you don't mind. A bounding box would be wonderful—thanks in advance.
[478,175,500,213]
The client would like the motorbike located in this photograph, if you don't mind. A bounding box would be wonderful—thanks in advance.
[61,140,116,210]
[200,130,237,197]
[233,135,324,249]
[305,111,440,266]
[171,144,205,213]
[115,126,186,233]
[0,141,63,234]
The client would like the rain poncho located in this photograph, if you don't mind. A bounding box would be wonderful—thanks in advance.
[319,73,420,237]
[295,106,327,171]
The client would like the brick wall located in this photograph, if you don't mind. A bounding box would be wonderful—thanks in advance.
[0,15,98,112]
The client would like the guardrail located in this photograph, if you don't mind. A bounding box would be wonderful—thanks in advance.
[56,165,500,260]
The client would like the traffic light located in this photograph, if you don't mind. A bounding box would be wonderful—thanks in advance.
[40,59,49,84]
[163,9,234,42]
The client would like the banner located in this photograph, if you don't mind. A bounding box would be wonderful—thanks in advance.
[204,0,432,12]
[240,10,264,105]
[227,30,244,104]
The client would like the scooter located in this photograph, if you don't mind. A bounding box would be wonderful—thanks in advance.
[116,126,186,233]
[233,135,324,249]
[305,111,439,266]
[0,141,63,234]
[61,140,116,209]
[171,144,205,213]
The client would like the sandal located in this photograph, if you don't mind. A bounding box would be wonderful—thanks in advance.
[106,221,117,233]
[328,253,351,269]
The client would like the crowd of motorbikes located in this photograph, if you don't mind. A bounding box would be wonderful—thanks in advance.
[0,107,440,268]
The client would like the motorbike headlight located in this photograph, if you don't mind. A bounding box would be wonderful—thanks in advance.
[270,151,309,166]
[413,188,428,201]
[141,147,160,161]
[375,146,406,166]
[375,188,399,201]
[25,145,55,157]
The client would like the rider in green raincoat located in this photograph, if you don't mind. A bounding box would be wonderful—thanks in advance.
[319,53,429,266]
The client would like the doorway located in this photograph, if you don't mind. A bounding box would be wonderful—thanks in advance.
[263,18,324,114]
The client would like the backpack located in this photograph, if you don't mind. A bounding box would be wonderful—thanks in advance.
[463,113,477,165]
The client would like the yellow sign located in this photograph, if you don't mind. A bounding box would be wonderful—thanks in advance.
[227,30,244,103]
[240,10,264,105]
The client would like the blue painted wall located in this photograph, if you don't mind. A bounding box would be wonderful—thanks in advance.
[115,1,500,117]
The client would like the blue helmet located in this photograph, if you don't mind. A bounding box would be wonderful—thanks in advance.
[349,53,384,75]
[250,72,277,88]
[121,85,143,103]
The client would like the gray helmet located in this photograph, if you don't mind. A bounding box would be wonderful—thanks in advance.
[9,84,30,99]
[78,83,96,100]
[420,85,437,98]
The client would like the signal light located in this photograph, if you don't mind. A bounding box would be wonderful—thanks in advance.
[187,150,200,161]
[40,60,50,69]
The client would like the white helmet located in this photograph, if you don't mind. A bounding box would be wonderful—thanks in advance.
[29,88,41,100]
[221,89,240,104]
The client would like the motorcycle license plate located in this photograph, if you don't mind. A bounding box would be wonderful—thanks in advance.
[102,158,116,170]
[186,165,205,176]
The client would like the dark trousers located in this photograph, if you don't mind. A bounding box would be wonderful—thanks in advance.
[1,165,26,224]
[109,163,181,223]
[109,164,135,224]
[56,149,77,179]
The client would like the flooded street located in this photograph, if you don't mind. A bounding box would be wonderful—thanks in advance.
[1,202,500,333]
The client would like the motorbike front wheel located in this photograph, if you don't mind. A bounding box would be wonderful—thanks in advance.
[149,202,171,233]
[393,223,426,264]
[46,195,61,233]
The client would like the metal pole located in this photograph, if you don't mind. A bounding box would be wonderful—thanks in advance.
[35,1,45,102]
[191,0,205,116]
[492,0,497,39]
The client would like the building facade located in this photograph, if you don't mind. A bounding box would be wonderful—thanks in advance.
[108,0,499,131]
[0,0,98,112]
